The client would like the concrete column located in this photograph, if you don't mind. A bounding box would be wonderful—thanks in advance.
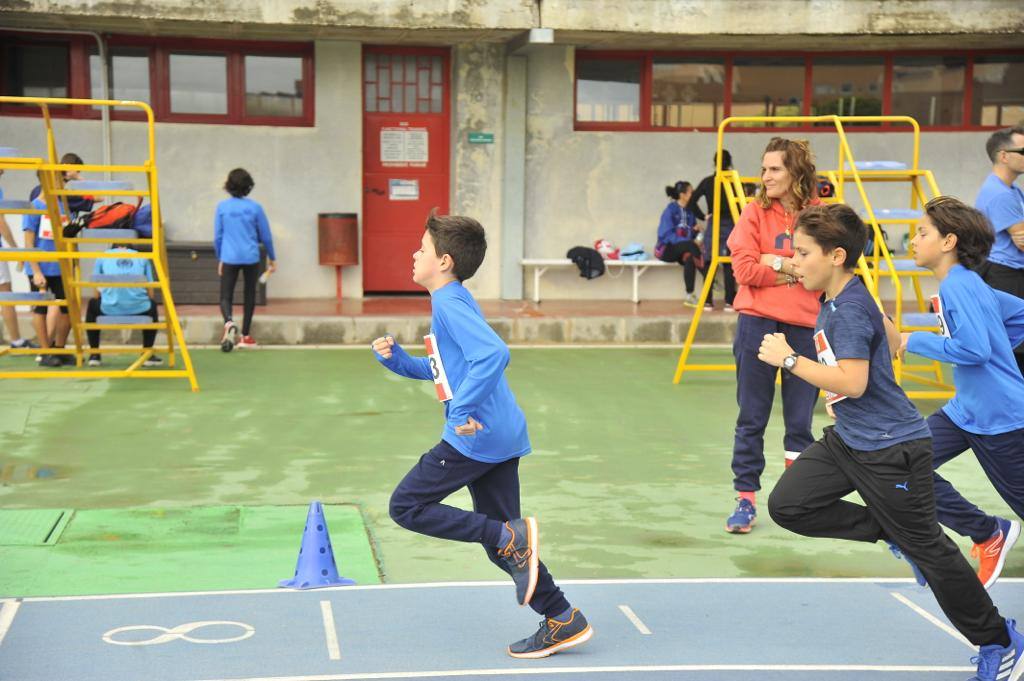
[500,55,527,299]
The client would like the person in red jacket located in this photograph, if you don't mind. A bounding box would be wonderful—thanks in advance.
[723,137,822,533]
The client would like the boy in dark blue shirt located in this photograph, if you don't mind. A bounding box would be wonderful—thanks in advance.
[371,211,591,659]
[901,196,1024,590]
[762,205,1023,681]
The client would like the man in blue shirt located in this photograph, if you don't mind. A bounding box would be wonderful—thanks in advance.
[371,211,591,659]
[762,205,1023,681]
[976,126,1024,376]
[84,246,162,367]
[23,192,71,367]
[902,197,1024,590]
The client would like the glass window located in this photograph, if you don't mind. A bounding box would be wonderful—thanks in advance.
[169,52,227,115]
[651,58,725,128]
[891,56,965,126]
[245,55,303,118]
[89,47,150,111]
[364,53,443,114]
[731,57,805,127]
[972,54,1024,127]
[810,56,884,125]
[2,43,69,99]
[576,58,641,123]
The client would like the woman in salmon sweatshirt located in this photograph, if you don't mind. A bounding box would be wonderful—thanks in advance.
[723,137,822,534]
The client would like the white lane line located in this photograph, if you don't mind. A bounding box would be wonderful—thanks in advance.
[320,600,341,661]
[0,599,21,647]
[890,592,975,650]
[187,664,975,681]
[617,604,651,635]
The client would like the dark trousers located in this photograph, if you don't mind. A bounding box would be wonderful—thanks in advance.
[705,221,737,306]
[769,427,1007,647]
[658,240,705,294]
[220,262,259,336]
[930,410,1024,544]
[86,297,158,348]
[731,313,817,491]
[389,440,570,619]
[981,260,1024,377]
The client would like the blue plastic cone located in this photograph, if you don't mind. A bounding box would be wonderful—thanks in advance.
[279,501,356,589]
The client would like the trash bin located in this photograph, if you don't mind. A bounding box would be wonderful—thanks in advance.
[318,213,358,266]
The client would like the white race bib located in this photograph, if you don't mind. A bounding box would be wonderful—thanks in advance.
[931,294,951,339]
[38,215,55,241]
[814,329,848,406]
[424,333,453,402]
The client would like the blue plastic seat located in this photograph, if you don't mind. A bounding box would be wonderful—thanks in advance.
[65,180,134,191]
[903,312,939,327]
[878,260,928,273]
[851,161,909,171]
[0,291,56,301]
[96,315,158,324]
[863,208,923,220]
[73,228,140,241]
[90,274,149,283]
[0,200,34,210]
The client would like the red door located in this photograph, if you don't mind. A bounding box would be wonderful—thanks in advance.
[362,47,450,293]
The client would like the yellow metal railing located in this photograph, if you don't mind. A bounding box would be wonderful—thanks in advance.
[0,96,199,390]
[672,114,952,399]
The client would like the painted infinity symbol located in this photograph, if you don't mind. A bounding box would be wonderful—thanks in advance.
[102,620,255,646]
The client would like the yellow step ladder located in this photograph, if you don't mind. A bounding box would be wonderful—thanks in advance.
[0,96,199,391]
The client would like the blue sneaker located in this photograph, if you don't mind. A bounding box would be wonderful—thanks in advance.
[888,542,928,587]
[725,498,756,534]
[970,618,1024,681]
[498,518,539,606]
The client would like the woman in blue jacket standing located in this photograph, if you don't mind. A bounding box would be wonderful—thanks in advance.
[655,180,705,307]
[214,168,277,352]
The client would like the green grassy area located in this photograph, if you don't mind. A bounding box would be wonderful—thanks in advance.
[0,348,1012,596]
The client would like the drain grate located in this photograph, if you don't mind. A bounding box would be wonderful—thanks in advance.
[0,509,73,546]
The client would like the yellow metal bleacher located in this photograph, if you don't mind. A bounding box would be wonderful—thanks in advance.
[0,95,199,391]
[673,114,952,400]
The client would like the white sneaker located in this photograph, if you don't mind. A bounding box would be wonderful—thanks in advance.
[683,293,699,307]
[88,355,102,367]
[221,321,239,353]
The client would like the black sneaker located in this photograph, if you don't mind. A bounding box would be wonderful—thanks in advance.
[58,353,75,366]
[508,609,593,659]
[88,355,102,367]
[498,517,539,606]
[39,354,62,367]
[143,355,164,367]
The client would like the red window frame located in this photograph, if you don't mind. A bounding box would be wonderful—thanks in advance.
[575,48,1024,133]
[0,31,314,127]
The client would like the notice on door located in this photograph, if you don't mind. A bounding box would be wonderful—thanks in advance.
[388,179,420,201]
[380,127,429,167]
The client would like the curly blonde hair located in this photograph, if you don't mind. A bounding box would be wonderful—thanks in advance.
[756,137,817,210]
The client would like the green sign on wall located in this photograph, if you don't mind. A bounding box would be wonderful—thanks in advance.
[468,132,495,144]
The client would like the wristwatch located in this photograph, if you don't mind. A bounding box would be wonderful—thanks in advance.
[772,255,785,272]
[782,353,800,372]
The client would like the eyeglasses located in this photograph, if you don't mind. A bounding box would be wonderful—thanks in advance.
[1002,148,1024,156]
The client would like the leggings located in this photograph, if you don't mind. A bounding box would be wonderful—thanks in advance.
[220,263,259,336]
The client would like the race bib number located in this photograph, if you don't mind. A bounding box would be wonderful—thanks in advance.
[38,214,67,242]
[813,329,848,406]
[931,294,951,339]
[424,333,453,402]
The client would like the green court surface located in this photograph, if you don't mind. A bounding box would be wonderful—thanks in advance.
[0,347,1016,597]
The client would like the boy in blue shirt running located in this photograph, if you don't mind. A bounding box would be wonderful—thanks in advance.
[371,211,591,659]
[901,196,1024,590]
[763,205,1023,681]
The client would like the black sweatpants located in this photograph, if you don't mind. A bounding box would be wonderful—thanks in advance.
[86,298,158,349]
[389,440,570,619]
[768,427,1008,647]
[981,260,1024,377]
[657,240,706,294]
[220,262,259,336]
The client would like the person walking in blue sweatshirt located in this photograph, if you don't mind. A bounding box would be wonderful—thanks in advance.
[214,168,276,352]
[900,196,1024,590]
[371,211,592,659]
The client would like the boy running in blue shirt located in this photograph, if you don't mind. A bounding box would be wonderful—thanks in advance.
[371,211,592,659]
[763,205,1023,681]
[900,196,1024,590]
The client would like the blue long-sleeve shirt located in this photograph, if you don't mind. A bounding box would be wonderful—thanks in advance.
[374,281,531,463]
[213,197,276,265]
[907,264,1024,435]
[656,201,696,248]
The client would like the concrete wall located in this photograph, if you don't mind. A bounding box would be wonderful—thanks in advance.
[520,45,993,302]
[0,40,364,299]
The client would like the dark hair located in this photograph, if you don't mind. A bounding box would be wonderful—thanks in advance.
[715,149,733,170]
[756,137,817,210]
[665,180,692,201]
[60,152,83,180]
[923,196,994,269]
[986,126,1024,163]
[795,203,866,269]
[224,168,255,198]
[424,209,486,281]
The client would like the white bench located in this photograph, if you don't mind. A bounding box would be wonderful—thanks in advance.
[521,258,676,303]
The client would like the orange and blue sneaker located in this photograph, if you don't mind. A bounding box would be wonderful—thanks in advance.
[887,542,927,587]
[974,517,1021,590]
[508,608,593,659]
[498,517,539,606]
[969,618,1024,681]
[725,498,756,534]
